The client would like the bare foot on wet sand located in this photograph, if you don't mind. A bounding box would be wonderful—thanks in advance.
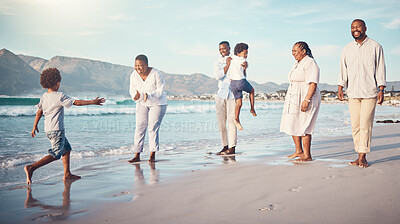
[359,159,369,168]
[349,159,359,166]
[148,154,156,163]
[64,173,81,181]
[296,156,312,162]
[250,109,257,117]
[128,157,140,163]
[234,120,244,131]
[24,165,33,185]
[287,153,303,159]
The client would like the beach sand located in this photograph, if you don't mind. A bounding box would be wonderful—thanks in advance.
[49,124,400,224]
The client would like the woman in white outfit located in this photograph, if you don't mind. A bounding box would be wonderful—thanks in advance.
[128,54,168,163]
[280,42,321,161]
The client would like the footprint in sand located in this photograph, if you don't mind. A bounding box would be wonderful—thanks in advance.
[289,187,302,192]
[259,204,278,211]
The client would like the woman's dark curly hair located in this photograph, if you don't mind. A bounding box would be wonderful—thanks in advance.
[234,43,248,55]
[295,41,314,59]
[40,68,62,89]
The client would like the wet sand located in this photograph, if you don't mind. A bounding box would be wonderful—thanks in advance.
[1,124,399,223]
[62,124,400,224]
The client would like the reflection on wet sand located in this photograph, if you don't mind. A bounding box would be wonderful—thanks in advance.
[132,163,160,187]
[222,155,236,163]
[24,179,84,222]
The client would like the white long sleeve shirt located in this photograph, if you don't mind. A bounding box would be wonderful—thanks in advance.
[129,68,168,106]
[227,55,247,80]
[338,37,386,98]
[214,55,234,100]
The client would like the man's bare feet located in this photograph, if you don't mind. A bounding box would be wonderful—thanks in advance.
[216,146,229,155]
[234,120,244,131]
[287,152,303,159]
[250,109,257,117]
[221,147,236,155]
[24,165,33,185]
[128,157,140,163]
[64,173,81,181]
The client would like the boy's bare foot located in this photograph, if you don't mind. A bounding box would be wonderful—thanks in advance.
[250,109,257,117]
[64,173,81,181]
[128,157,140,163]
[349,159,359,166]
[287,152,302,159]
[24,165,33,185]
[234,120,244,131]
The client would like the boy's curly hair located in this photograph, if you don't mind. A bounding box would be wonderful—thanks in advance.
[234,43,248,55]
[40,68,62,89]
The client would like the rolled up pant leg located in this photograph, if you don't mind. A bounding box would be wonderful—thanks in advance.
[349,98,377,154]
[148,105,167,152]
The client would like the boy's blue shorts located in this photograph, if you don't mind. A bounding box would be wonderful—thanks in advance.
[46,130,72,159]
[230,79,253,100]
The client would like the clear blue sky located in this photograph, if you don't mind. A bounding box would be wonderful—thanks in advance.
[1,0,399,84]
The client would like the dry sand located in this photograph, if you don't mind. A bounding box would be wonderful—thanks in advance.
[62,124,400,224]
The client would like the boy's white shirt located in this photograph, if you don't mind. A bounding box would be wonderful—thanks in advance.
[227,55,247,80]
[36,92,75,132]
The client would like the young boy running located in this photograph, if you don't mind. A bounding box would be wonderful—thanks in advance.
[24,68,105,185]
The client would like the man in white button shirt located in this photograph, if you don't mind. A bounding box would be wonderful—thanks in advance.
[214,41,237,155]
[337,19,386,168]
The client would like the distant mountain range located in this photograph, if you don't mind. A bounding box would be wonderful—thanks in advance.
[0,48,399,96]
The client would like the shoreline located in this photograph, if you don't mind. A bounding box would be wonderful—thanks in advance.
[56,124,400,224]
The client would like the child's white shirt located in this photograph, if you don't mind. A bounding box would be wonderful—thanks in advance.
[227,55,247,80]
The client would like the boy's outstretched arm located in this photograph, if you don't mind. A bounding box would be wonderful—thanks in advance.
[31,109,43,137]
[73,97,106,106]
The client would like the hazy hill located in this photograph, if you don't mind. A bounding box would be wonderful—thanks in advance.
[0,49,397,96]
[0,49,41,95]
[18,54,48,72]
[42,56,133,94]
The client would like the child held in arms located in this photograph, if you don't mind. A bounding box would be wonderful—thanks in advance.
[227,42,256,131]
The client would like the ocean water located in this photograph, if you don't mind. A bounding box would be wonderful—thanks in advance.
[0,95,399,188]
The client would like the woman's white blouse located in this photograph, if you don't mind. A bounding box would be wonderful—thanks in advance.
[129,68,168,106]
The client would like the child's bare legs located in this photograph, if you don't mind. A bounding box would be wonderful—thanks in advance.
[249,88,257,116]
[234,98,244,130]
[128,153,141,163]
[62,150,81,180]
[24,155,57,185]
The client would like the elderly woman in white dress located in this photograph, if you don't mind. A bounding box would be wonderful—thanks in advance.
[128,54,168,163]
[280,41,321,161]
